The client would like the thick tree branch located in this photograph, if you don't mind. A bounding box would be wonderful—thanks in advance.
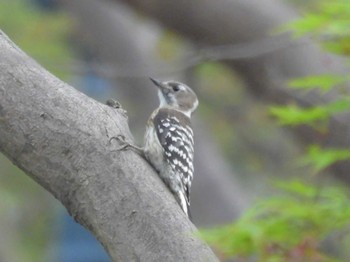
[0,31,218,261]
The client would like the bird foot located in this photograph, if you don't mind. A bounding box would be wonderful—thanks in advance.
[110,135,144,155]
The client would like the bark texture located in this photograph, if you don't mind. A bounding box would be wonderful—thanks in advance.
[0,31,218,262]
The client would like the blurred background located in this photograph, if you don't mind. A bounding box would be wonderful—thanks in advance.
[1,0,350,261]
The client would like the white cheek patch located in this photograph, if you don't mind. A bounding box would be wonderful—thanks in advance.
[158,90,168,107]
[178,84,186,91]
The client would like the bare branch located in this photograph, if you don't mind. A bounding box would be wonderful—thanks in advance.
[0,31,218,262]
[24,34,296,78]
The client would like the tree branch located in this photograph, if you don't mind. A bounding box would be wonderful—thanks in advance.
[0,31,218,261]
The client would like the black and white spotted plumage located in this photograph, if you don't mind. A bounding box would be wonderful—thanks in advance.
[156,110,194,207]
[144,78,198,218]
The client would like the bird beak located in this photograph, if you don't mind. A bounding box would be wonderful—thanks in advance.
[149,77,161,87]
[149,77,171,94]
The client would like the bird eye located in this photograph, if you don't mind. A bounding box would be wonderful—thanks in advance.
[172,85,180,92]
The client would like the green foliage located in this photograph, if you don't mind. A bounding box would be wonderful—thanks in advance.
[0,1,72,262]
[270,0,350,172]
[202,1,350,261]
[300,145,350,173]
[288,75,346,93]
[0,0,73,78]
[269,104,327,127]
[284,14,329,37]
[284,1,350,55]
[269,97,350,127]
[201,181,350,261]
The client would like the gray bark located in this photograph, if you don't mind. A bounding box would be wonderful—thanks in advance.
[0,31,218,262]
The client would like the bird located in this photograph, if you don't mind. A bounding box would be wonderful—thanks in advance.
[143,78,198,218]
[116,78,198,218]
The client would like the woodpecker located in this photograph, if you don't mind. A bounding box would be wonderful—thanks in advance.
[143,78,198,218]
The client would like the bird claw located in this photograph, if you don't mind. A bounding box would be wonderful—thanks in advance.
[110,135,130,150]
[110,135,143,154]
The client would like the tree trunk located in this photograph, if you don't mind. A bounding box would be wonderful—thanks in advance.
[0,31,218,262]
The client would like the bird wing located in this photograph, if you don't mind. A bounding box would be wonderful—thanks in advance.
[154,108,194,204]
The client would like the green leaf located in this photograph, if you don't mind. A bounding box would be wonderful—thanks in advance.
[320,1,350,17]
[300,145,350,172]
[269,104,329,126]
[282,14,328,37]
[326,98,350,113]
[288,75,346,92]
[323,39,350,55]
[269,98,350,126]
[274,180,318,198]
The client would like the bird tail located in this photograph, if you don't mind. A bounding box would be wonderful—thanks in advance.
[187,203,192,221]
[176,192,192,220]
